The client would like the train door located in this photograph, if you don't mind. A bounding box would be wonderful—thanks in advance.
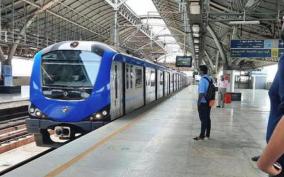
[175,73,177,91]
[179,75,181,89]
[145,67,156,104]
[176,73,178,91]
[167,72,170,95]
[162,71,165,97]
[171,73,174,93]
[125,64,144,113]
[173,73,176,92]
[168,72,171,94]
[177,74,179,90]
[110,61,123,119]
[157,70,163,99]
[164,72,168,96]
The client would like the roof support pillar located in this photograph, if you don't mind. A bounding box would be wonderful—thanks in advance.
[215,51,220,73]
[105,0,129,49]
[206,25,228,69]
[0,47,5,62]
[204,50,215,72]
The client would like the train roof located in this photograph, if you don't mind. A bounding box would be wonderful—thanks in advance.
[39,41,183,74]
[40,41,116,55]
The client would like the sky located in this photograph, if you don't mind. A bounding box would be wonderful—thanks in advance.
[125,0,183,63]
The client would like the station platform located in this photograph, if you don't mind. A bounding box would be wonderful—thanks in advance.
[0,86,29,109]
[3,86,268,177]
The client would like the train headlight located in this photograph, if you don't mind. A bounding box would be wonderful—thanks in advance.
[29,107,35,113]
[29,104,47,119]
[102,110,108,116]
[89,116,95,121]
[95,113,102,120]
[89,106,110,121]
[35,110,42,117]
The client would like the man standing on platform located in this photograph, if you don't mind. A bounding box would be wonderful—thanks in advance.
[194,65,213,141]
[217,76,228,108]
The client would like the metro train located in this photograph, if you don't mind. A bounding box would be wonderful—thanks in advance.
[26,41,190,147]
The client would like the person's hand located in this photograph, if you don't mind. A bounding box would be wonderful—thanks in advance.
[257,161,282,176]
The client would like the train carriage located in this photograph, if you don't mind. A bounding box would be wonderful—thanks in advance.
[26,41,189,147]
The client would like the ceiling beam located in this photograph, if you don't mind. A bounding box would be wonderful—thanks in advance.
[206,25,228,69]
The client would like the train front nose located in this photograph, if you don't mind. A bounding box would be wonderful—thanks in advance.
[47,105,84,122]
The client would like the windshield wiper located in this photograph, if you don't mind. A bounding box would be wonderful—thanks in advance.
[41,66,54,81]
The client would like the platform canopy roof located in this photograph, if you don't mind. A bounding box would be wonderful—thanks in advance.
[0,0,166,62]
[152,0,284,71]
[1,0,284,71]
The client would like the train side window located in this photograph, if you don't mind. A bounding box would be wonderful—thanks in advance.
[135,68,143,88]
[160,72,163,85]
[130,65,133,89]
[126,65,129,89]
[147,70,151,86]
[150,70,155,87]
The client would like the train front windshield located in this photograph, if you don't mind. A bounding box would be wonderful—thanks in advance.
[40,50,101,100]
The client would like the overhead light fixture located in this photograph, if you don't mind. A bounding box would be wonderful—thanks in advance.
[193,33,200,37]
[189,2,200,14]
[194,38,200,44]
[192,24,200,33]
[194,45,199,49]
[228,20,260,25]
[245,0,255,8]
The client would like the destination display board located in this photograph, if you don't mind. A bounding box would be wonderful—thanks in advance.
[231,40,264,49]
[231,49,271,58]
[230,40,284,60]
[176,56,192,67]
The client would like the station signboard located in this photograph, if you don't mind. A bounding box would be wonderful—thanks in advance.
[230,40,284,60]
[176,56,192,67]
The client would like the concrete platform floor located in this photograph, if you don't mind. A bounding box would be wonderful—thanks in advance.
[3,86,270,177]
[0,86,29,109]
[0,143,48,171]
[0,86,29,102]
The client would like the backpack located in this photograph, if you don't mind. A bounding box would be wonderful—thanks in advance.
[204,77,216,101]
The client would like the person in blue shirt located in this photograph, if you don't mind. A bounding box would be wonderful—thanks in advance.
[257,54,284,176]
[257,22,284,176]
[194,65,213,141]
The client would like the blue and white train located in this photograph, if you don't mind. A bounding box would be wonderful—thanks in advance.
[26,41,189,147]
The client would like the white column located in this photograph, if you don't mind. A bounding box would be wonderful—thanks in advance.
[223,70,235,92]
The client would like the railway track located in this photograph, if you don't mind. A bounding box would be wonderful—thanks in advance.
[0,105,30,153]
[0,105,28,122]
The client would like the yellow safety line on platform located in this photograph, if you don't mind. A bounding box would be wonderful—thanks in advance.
[45,116,143,177]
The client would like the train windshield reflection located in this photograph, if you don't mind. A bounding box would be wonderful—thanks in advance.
[41,50,101,88]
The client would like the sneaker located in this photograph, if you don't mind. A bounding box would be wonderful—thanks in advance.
[251,155,260,162]
[204,137,210,140]
[193,136,204,141]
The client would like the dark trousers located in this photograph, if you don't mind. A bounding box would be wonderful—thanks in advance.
[198,103,211,138]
